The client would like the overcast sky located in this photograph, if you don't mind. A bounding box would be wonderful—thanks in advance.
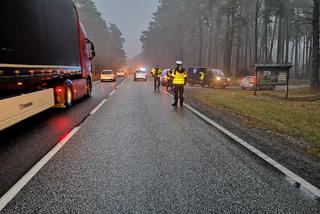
[93,0,158,59]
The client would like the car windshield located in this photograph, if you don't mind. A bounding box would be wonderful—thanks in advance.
[213,69,225,76]
[102,70,112,74]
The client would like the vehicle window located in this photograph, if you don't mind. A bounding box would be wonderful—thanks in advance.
[102,70,112,74]
[199,68,207,73]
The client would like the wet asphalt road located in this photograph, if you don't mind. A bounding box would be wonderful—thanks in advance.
[0,78,124,197]
[1,78,320,213]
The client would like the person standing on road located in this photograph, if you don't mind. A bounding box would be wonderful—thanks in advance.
[199,70,205,87]
[151,64,162,91]
[166,68,174,91]
[171,61,187,107]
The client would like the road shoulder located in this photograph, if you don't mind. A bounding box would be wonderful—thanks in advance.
[184,89,320,189]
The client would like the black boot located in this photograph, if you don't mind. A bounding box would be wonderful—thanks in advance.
[172,102,178,107]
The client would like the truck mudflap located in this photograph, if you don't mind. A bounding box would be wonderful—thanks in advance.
[0,89,55,131]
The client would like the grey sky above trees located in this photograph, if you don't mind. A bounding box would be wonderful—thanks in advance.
[93,0,158,58]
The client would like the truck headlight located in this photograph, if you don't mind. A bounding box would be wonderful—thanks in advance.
[216,77,221,81]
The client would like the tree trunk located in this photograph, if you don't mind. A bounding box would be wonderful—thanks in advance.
[198,17,203,65]
[276,18,283,64]
[285,15,290,63]
[268,17,277,63]
[311,0,320,88]
[254,0,259,64]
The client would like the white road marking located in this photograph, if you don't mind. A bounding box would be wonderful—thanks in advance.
[90,99,106,115]
[109,90,116,96]
[162,89,320,199]
[0,127,80,211]
[0,78,129,210]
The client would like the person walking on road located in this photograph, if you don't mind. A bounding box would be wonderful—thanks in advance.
[151,64,162,91]
[171,61,187,107]
[166,68,174,91]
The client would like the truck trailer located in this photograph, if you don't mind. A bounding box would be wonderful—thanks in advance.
[0,0,96,131]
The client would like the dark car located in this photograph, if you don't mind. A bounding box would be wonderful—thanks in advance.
[187,67,230,88]
[211,69,230,88]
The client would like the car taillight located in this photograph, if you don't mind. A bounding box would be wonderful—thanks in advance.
[55,87,64,93]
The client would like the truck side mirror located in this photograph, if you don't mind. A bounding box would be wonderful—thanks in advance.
[86,39,96,60]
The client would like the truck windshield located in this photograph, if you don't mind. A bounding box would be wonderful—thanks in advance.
[0,0,80,66]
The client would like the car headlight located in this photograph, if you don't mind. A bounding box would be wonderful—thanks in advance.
[228,78,230,81]
[216,77,221,81]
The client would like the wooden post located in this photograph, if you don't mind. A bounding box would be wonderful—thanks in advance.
[254,68,258,96]
[285,70,289,99]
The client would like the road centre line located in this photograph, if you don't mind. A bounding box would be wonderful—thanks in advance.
[90,99,107,115]
[0,127,81,211]
[161,89,320,200]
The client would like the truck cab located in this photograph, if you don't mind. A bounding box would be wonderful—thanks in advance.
[0,0,95,131]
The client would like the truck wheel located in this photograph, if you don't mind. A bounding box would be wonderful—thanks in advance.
[65,85,73,108]
[86,79,92,97]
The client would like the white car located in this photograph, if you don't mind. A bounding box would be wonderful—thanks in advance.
[117,70,125,77]
[240,76,275,90]
[101,70,116,82]
[134,69,147,81]
[240,76,256,89]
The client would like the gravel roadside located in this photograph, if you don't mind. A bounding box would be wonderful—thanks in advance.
[184,91,320,189]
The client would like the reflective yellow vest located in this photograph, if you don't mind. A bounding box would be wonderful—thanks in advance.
[172,70,187,85]
[151,68,162,77]
[200,72,205,81]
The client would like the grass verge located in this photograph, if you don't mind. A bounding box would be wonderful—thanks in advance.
[185,87,320,156]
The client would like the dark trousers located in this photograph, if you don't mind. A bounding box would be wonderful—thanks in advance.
[173,85,184,105]
[154,77,160,90]
[167,80,173,91]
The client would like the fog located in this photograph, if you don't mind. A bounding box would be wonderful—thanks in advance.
[93,0,158,58]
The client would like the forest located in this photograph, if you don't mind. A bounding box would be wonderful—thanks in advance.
[74,0,127,72]
[140,0,320,89]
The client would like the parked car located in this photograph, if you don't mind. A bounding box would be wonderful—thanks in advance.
[160,69,170,86]
[117,70,125,77]
[240,76,275,90]
[187,67,230,88]
[101,70,116,82]
[134,69,147,81]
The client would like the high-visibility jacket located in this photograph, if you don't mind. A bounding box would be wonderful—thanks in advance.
[199,71,205,81]
[166,70,173,80]
[172,69,187,85]
[151,68,162,77]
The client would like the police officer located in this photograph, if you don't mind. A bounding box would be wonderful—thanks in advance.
[199,70,205,87]
[166,68,173,91]
[171,61,187,107]
[151,64,162,91]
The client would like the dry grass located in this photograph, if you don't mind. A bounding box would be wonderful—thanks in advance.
[185,87,320,155]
